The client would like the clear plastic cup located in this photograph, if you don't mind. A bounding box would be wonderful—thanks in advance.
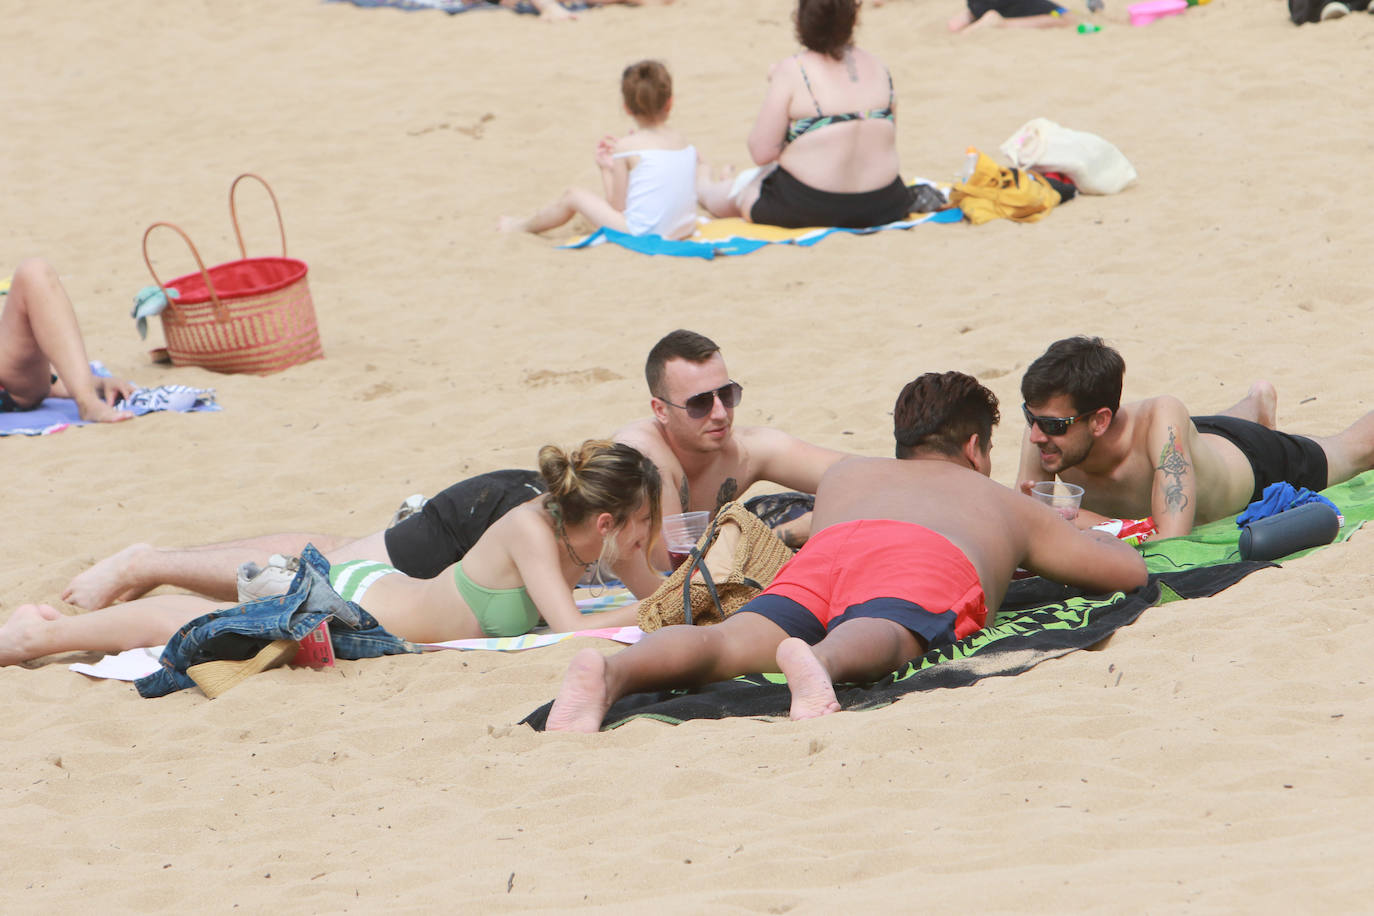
[661,511,710,571]
[1031,481,1085,521]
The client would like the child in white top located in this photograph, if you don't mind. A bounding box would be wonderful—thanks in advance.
[500,60,699,240]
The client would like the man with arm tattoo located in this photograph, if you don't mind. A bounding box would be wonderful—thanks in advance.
[1013,336,1374,539]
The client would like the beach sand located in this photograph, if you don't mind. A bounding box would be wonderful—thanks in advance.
[3,0,1373,909]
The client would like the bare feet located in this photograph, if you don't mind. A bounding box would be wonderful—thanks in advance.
[546,648,612,733]
[0,604,63,666]
[496,215,527,234]
[1217,380,1278,429]
[1247,381,1278,429]
[62,543,155,610]
[776,637,841,721]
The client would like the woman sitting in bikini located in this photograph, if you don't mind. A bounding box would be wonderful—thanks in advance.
[0,441,661,665]
[697,0,910,230]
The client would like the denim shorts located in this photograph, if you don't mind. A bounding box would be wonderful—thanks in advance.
[136,544,420,698]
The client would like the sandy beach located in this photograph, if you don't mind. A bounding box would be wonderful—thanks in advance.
[3,0,1373,909]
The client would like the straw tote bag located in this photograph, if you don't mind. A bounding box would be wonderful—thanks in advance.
[142,174,324,375]
[637,501,795,632]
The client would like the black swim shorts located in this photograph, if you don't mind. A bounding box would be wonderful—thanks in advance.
[383,469,546,579]
[1192,415,1328,503]
[749,166,914,230]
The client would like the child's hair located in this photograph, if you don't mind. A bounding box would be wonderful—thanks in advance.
[795,0,859,60]
[539,440,662,564]
[621,59,673,122]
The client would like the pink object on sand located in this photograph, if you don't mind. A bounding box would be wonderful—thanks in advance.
[1128,0,1187,25]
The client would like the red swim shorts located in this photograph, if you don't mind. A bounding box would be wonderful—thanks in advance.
[738,519,988,649]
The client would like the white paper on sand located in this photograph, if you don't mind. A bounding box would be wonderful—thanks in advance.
[70,646,165,682]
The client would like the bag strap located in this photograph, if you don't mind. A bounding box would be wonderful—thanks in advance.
[229,173,288,259]
[142,222,230,324]
[680,510,729,626]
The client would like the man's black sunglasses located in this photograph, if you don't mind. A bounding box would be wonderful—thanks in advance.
[660,381,744,419]
[1022,402,1093,436]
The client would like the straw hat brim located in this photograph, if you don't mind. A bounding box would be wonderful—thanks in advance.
[187,638,300,699]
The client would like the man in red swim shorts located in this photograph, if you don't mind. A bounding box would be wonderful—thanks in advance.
[548,371,1148,731]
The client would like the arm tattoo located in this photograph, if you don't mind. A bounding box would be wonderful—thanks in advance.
[678,477,690,512]
[714,477,739,512]
[1155,427,1191,514]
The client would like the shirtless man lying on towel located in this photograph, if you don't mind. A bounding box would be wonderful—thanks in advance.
[546,371,1147,730]
[1015,336,1374,539]
[63,329,847,609]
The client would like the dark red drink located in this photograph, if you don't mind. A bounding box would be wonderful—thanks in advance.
[667,548,691,571]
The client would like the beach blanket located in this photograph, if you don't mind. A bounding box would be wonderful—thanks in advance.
[325,0,587,13]
[522,471,1374,730]
[562,207,963,260]
[0,363,219,437]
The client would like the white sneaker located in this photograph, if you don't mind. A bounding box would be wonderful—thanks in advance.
[236,554,299,602]
[389,494,427,527]
[1321,1,1350,18]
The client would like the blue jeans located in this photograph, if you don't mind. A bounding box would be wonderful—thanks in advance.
[135,544,420,698]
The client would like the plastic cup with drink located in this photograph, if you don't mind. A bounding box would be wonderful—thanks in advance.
[662,511,710,571]
[1030,481,1085,521]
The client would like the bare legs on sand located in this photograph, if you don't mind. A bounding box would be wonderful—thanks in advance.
[497,188,629,235]
[546,614,922,732]
[62,530,389,610]
[0,258,132,423]
[1214,380,1374,487]
[0,595,221,667]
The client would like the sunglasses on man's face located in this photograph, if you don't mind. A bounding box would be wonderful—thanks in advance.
[1022,402,1093,437]
[660,381,743,419]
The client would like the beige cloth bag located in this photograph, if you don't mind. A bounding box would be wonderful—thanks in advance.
[999,118,1138,195]
[637,502,795,632]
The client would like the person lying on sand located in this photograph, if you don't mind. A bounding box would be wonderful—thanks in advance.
[1,441,659,667]
[1,258,134,424]
[1015,336,1374,538]
[499,59,698,239]
[546,371,1147,731]
[64,329,848,609]
[947,0,1077,32]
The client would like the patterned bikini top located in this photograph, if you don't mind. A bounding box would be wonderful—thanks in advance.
[785,59,895,145]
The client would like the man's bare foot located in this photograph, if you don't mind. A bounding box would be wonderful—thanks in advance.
[496,215,527,234]
[546,648,612,733]
[62,543,155,610]
[1216,380,1278,428]
[1247,381,1278,428]
[0,604,63,666]
[776,637,841,721]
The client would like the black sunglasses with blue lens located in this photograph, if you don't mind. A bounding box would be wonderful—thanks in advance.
[1022,402,1093,436]
[660,381,743,419]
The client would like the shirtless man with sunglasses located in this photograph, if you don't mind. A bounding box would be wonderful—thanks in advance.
[1015,336,1374,539]
[609,329,848,597]
[63,330,846,609]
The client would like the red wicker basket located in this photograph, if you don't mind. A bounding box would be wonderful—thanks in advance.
[143,174,324,375]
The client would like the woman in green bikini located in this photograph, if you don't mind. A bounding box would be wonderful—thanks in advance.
[0,441,661,665]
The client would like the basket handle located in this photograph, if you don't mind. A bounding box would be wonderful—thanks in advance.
[142,221,230,324]
[229,173,288,259]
